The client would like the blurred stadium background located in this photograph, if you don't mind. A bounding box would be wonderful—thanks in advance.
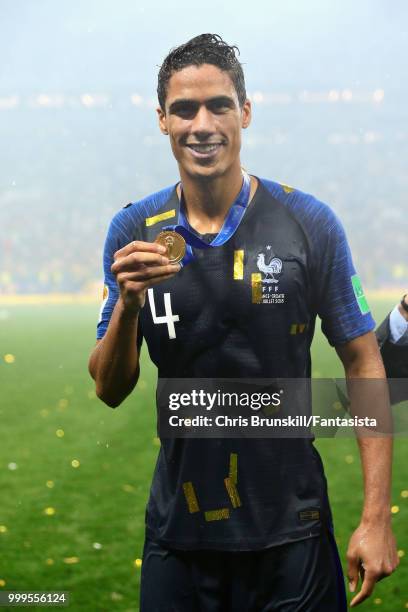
[1,0,407,609]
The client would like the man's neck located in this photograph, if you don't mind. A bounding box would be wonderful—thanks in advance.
[177,165,257,235]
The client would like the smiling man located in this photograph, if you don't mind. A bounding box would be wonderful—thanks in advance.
[89,34,398,611]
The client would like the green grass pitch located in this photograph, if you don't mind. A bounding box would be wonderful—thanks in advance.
[0,298,407,611]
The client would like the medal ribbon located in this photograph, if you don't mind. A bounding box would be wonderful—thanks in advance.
[164,172,251,266]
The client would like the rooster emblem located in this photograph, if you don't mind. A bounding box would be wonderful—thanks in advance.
[256,253,282,283]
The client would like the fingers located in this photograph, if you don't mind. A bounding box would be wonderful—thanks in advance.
[350,570,377,607]
[347,550,360,595]
[111,251,171,274]
[117,264,180,284]
[111,240,180,310]
[113,240,166,260]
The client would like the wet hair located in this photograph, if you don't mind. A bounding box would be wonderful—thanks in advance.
[157,33,246,110]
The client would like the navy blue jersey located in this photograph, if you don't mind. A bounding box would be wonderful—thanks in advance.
[97,177,375,550]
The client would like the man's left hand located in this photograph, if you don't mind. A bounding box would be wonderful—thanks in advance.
[346,520,399,607]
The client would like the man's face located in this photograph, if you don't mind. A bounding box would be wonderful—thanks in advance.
[157,64,251,180]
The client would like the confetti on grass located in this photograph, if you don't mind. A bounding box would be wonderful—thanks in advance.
[63,557,79,564]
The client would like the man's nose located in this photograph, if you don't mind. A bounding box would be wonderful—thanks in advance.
[191,106,215,135]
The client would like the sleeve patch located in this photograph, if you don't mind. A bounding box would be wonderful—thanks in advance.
[351,274,371,314]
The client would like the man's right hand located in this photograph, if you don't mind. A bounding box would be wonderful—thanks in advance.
[111,240,181,312]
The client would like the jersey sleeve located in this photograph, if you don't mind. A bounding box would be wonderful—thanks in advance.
[96,208,143,346]
[312,205,375,346]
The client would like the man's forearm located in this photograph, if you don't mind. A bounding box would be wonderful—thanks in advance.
[337,332,393,522]
[358,436,392,524]
[89,298,141,407]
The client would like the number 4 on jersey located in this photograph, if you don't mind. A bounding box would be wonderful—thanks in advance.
[147,288,179,339]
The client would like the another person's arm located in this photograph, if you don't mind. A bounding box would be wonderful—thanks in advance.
[88,240,179,407]
[336,332,399,607]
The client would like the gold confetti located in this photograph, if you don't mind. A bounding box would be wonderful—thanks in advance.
[40,409,49,417]
[401,490,408,499]
[182,482,200,514]
[122,484,135,493]
[58,399,68,409]
[333,401,343,412]
[405,603,408,609]
[391,505,400,514]
[345,455,354,464]
[138,380,147,391]
[71,459,80,468]
[152,437,160,446]
[0,526,7,534]
[44,507,56,516]
[280,183,295,194]
[373,598,382,604]
[134,558,142,568]
[4,354,15,364]
[87,390,96,400]
[93,542,102,550]
[45,558,54,565]
[56,429,64,438]
[224,477,242,508]
[0,579,6,587]
[63,556,79,564]
[204,508,230,522]
[46,480,54,488]
[110,592,123,602]
[398,549,405,558]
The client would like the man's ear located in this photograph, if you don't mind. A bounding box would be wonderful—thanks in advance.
[241,99,252,129]
[157,106,168,135]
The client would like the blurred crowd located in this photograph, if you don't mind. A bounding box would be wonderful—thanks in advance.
[1,101,407,294]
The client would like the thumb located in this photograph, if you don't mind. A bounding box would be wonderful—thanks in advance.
[347,554,360,593]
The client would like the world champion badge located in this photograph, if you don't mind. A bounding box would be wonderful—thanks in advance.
[155,230,186,264]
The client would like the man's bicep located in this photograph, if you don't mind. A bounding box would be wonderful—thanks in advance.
[313,209,376,347]
[335,331,385,375]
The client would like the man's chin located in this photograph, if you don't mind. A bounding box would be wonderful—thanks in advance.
[182,162,225,181]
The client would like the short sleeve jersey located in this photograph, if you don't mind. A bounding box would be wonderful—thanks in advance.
[96,177,375,550]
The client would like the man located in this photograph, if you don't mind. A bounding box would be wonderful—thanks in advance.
[89,34,398,611]
[377,293,408,404]
[377,294,408,378]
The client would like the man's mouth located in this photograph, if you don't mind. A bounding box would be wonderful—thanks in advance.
[185,143,224,157]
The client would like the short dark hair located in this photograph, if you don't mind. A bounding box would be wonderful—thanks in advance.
[157,33,247,111]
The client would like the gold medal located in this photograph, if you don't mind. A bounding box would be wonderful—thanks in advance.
[155,230,186,264]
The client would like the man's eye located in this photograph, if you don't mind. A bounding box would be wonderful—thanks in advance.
[174,106,196,118]
[209,100,231,113]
